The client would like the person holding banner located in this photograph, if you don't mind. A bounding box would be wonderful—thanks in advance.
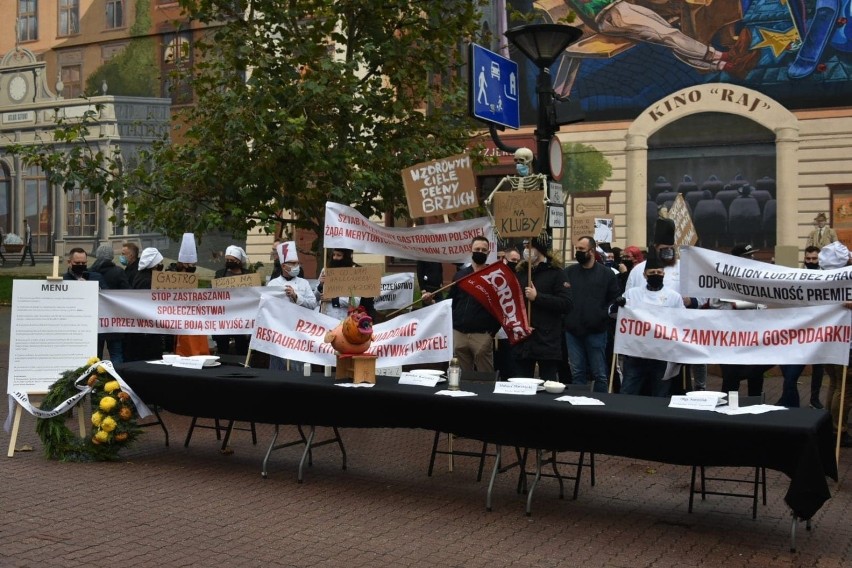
[170,234,211,357]
[315,248,377,321]
[268,241,317,371]
[804,245,826,408]
[422,236,501,372]
[125,247,168,361]
[495,246,522,380]
[617,247,685,397]
[214,245,253,356]
[515,235,573,381]
[91,244,130,363]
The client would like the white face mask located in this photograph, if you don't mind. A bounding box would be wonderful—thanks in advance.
[523,249,539,263]
[287,265,301,277]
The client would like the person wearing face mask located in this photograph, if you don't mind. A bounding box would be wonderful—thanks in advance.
[90,244,130,363]
[63,248,104,285]
[268,241,317,371]
[494,246,523,379]
[803,245,824,408]
[125,247,168,361]
[625,218,707,392]
[314,247,377,321]
[120,242,140,286]
[268,239,283,282]
[615,247,684,397]
[166,234,211,357]
[514,235,573,381]
[214,245,252,356]
[563,236,620,392]
[421,236,501,372]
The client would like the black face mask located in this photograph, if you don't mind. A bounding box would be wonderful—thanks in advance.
[506,261,518,271]
[574,251,589,264]
[70,264,86,275]
[180,266,197,273]
[646,274,664,291]
[471,251,488,265]
[804,262,820,270]
[225,260,242,271]
[328,258,351,268]
[622,259,634,271]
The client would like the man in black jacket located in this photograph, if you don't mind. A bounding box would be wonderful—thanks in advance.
[422,236,500,372]
[516,236,573,381]
[91,244,131,362]
[564,235,620,392]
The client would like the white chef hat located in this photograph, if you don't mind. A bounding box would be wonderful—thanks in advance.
[277,241,299,264]
[819,241,850,270]
[138,247,164,270]
[178,233,197,263]
[225,245,247,265]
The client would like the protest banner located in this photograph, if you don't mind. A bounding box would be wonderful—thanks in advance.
[374,273,415,310]
[152,270,198,290]
[456,262,531,345]
[614,304,851,365]
[98,287,285,335]
[212,273,263,288]
[668,194,698,247]
[324,201,497,263]
[402,153,478,217]
[323,265,383,298]
[250,298,453,367]
[493,190,546,237]
[571,215,597,244]
[680,246,852,305]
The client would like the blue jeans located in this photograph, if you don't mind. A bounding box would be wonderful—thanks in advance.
[779,364,805,407]
[565,331,609,393]
[621,356,671,397]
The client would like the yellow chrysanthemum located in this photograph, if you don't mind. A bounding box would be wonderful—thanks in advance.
[100,416,117,432]
[86,356,100,366]
[91,412,103,427]
[99,396,117,413]
[103,381,120,394]
[94,430,110,443]
[97,365,107,374]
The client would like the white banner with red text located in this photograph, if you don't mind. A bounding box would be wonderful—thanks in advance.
[323,201,497,263]
[680,245,852,306]
[250,297,453,367]
[97,287,285,335]
[614,304,851,365]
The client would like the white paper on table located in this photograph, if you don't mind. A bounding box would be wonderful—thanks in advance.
[335,382,375,388]
[555,395,605,406]
[435,390,477,397]
[714,404,788,415]
[399,372,441,387]
[493,382,537,395]
[146,360,171,365]
[172,358,205,370]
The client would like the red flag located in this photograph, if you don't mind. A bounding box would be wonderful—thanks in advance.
[457,263,532,345]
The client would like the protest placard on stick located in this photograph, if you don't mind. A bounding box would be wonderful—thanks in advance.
[402,154,478,218]
[152,270,198,289]
[323,265,383,298]
[493,191,546,237]
[212,273,262,288]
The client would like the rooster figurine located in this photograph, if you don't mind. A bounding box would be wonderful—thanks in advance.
[324,306,374,354]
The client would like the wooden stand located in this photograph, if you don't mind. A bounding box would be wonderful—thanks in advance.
[7,392,87,457]
[335,354,377,384]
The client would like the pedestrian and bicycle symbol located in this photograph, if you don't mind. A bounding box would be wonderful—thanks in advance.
[469,43,520,130]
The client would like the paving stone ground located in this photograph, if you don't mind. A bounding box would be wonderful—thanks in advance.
[1,304,850,568]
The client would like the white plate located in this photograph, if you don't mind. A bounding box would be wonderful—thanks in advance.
[203,362,222,368]
[687,391,726,399]
[507,378,544,385]
[410,369,444,376]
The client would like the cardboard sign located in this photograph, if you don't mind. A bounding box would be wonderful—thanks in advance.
[668,194,699,247]
[493,190,546,237]
[323,265,383,298]
[571,215,597,244]
[152,270,199,290]
[402,153,478,218]
[212,273,262,288]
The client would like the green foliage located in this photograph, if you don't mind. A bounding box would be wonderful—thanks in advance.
[561,142,613,194]
[85,0,158,96]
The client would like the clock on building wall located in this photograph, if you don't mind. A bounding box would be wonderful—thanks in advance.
[8,75,28,103]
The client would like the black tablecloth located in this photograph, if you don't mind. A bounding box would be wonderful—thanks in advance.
[119,361,838,519]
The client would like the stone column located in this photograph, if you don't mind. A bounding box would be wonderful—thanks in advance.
[774,126,800,266]
[625,132,648,247]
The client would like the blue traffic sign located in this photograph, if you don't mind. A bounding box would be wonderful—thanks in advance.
[469,43,520,130]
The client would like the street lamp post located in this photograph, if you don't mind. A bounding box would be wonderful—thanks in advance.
[504,24,584,178]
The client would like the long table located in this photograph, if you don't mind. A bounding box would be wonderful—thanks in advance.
[119,361,837,523]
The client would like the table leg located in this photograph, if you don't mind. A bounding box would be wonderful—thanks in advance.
[525,448,543,516]
[261,424,280,478]
[298,426,317,483]
[332,427,347,470]
[486,444,502,512]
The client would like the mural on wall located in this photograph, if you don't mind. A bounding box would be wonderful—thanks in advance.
[492,0,852,123]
